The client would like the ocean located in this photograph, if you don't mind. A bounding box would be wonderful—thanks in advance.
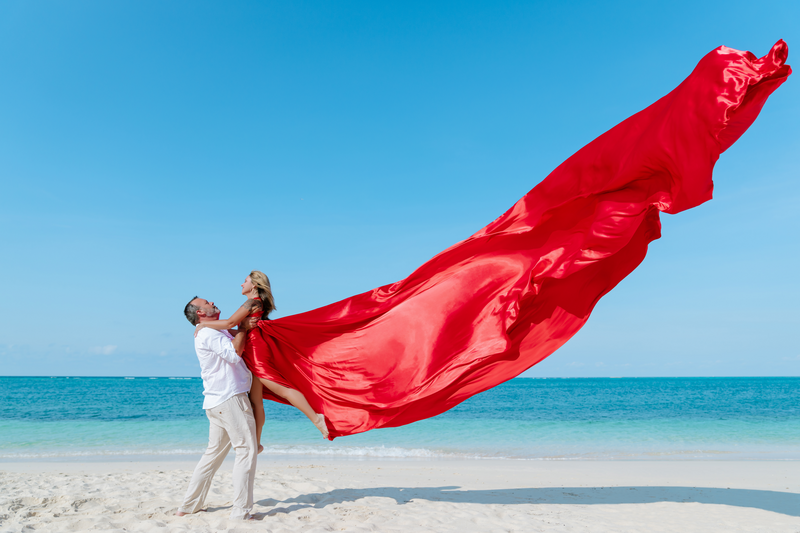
[1,376,798,461]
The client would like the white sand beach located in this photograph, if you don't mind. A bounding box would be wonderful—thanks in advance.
[1,459,798,532]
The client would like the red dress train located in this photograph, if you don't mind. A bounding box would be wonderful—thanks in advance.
[249,41,790,440]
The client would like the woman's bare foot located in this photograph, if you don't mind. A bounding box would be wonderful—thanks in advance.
[258,444,264,454]
[313,414,329,439]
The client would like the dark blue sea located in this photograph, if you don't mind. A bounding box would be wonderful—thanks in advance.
[1,377,798,460]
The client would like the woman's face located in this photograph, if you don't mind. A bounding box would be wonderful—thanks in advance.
[241,276,254,296]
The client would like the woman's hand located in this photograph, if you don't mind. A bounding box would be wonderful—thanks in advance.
[194,323,209,338]
[242,317,259,330]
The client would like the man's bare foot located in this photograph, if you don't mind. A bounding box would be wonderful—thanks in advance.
[175,509,205,516]
[258,444,264,454]
[313,413,329,439]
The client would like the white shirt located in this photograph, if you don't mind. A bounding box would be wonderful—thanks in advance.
[194,327,253,410]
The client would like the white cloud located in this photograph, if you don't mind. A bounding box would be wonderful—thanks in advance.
[92,345,117,355]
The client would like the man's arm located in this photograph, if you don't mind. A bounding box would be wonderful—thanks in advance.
[230,317,259,354]
[232,328,246,356]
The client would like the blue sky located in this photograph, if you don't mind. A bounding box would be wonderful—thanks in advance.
[1,1,797,377]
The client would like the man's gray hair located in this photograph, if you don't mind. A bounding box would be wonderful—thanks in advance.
[184,296,200,325]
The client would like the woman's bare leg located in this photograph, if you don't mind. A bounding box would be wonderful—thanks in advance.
[259,378,328,438]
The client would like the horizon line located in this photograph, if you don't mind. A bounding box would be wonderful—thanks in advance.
[1,375,797,379]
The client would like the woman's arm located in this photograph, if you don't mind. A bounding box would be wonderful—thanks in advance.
[196,299,258,333]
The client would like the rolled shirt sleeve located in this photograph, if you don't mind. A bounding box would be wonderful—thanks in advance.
[205,330,242,364]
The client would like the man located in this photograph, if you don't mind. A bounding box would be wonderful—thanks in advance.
[176,297,258,521]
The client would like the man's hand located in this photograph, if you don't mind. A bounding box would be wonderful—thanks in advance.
[242,317,259,331]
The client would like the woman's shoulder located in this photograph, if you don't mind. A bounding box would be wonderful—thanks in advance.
[244,298,264,315]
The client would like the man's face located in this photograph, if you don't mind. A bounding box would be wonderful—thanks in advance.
[192,298,221,320]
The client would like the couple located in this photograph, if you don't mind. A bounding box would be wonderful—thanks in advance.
[175,271,326,520]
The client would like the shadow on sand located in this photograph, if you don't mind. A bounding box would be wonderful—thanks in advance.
[257,485,799,517]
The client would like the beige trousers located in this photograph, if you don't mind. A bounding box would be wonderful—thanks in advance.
[178,393,257,520]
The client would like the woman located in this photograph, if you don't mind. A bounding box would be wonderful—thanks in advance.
[195,270,329,450]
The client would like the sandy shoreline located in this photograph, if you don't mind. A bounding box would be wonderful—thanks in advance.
[2,458,799,532]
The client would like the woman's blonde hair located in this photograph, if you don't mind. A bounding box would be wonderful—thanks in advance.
[250,270,276,319]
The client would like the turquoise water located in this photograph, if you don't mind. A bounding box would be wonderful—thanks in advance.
[1,377,798,460]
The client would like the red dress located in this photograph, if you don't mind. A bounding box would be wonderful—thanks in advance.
[241,298,294,405]
[251,42,790,440]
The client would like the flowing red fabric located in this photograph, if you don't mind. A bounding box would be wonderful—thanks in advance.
[254,41,790,440]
